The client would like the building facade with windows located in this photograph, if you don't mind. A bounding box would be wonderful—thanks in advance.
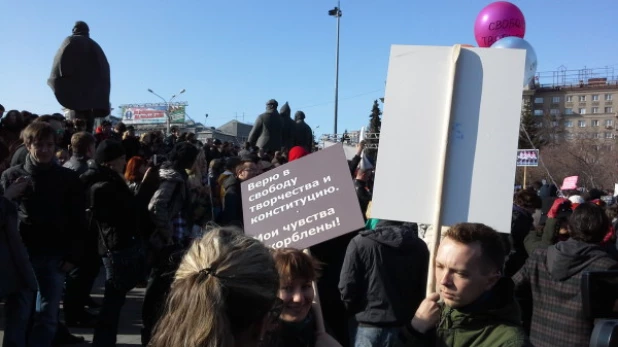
[526,67,617,147]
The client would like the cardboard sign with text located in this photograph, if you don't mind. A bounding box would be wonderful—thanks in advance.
[241,144,365,249]
[371,45,526,234]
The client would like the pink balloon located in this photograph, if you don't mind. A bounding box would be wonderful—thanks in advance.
[474,1,525,48]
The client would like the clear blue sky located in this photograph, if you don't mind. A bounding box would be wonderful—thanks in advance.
[1,0,617,138]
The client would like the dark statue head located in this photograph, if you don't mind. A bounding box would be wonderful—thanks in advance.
[279,102,291,118]
[294,111,306,121]
[72,21,90,36]
[266,99,278,111]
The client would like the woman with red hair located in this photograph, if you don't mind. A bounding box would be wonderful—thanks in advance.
[124,156,147,193]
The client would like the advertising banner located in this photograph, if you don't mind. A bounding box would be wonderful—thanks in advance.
[121,105,185,124]
[241,144,365,250]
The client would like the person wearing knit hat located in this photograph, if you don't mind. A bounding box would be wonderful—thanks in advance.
[95,139,124,163]
[80,139,140,346]
[288,146,309,162]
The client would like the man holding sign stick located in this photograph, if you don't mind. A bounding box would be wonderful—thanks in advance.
[370,44,533,346]
[397,223,530,346]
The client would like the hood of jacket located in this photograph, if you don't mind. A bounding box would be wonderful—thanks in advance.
[158,163,186,183]
[546,238,613,281]
[360,221,420,249]
[444,277,522,328]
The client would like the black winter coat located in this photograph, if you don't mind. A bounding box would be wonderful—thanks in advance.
[63,155,92,176]
[218,175,243,228]
[0,155,87,265]
[81,163,140,255]
[505,204,534,277]
[339,221,429,326]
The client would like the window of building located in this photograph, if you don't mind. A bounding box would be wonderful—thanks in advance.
[605,119,614,127]
[552,96,561,103]
[565,108,573,115]
[550,109,560,116]
[534,97,544,104]
[594,133,602,139]
[564,121,573,128]
[592,94,600,101]
[579,95,587,102]
[579,108,586,114]
[592,107,599,114]
[605,94,613,101]
[605,133,614,139]
[605,107,613,113]
[534,109,544,116]
[591,120,600,127]
[578,120,586,127]
[566,96,573,102]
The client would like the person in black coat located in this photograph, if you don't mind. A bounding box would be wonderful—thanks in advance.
[0,122,87,346]
[339,220,429,346]
[217,159,259,228]
[81,140,141,346]
[48,21,111,132]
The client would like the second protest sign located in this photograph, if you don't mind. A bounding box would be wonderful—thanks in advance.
[241,144,365,250]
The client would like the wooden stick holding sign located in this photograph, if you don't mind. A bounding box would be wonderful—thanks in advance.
[426,44,462,296]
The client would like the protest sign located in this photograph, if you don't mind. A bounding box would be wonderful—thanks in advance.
[371,45,526,234]
[561,176,579,190]
[241,144,365,250]
[516,149,539,167]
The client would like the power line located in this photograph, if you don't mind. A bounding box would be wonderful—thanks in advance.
[298,89,384,109]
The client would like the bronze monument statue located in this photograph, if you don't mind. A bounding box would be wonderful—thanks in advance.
[294,111,313,152]
[48,21,111,133]
[248,99,283,153]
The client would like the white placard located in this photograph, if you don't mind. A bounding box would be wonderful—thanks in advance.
[371,45,526,234]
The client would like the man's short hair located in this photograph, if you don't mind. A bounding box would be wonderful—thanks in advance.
[514,189,542,209]
[71,132,96,157]
[114,122,127,133]
[569,203,610,244]
[21,122,55,147]
[443,223,507,273]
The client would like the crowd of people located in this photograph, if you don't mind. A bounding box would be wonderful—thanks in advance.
[1,103,618,347]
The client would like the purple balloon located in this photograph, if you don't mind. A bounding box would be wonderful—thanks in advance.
[474,1,525,48]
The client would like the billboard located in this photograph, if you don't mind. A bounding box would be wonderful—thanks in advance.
[121,105,185,124]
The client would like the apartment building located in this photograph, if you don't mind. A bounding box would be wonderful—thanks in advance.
[525,67,618,147]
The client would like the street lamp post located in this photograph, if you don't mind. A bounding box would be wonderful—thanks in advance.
[147,88,186,135]
[328,2,342,136]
